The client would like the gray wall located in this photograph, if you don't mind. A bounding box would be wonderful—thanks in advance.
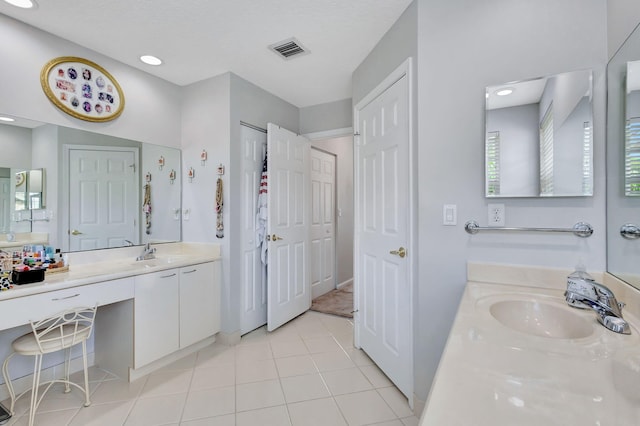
[416,0,607,403]
[0,14,182,149]
[300,99,353,134]
[608,0,640,59]
[486,104,540,196]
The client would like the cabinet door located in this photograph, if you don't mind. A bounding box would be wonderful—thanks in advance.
[134,269,179,368]
[179,262,221,348]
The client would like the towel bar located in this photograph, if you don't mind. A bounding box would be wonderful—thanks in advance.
[464,220,593,238]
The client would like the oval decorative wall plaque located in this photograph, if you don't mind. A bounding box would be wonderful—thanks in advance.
[41,56,125,122]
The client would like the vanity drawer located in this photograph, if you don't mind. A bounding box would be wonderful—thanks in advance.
[0,278,134,330]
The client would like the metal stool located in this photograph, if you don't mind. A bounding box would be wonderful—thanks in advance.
[2,306,97,426]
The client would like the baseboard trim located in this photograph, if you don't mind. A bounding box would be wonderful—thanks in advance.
[337,278,353,289]
[216,330,241,346]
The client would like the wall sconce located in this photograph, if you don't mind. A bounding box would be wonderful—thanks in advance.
[201,150,208,166]
[169,169,176,184]
[158,156,165,170]
[188,167,195,183]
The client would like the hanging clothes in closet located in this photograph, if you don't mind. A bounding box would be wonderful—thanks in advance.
[255,150,268,264]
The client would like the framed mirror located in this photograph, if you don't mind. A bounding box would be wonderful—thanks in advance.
[485,69,593,197]
[0,115,181,252]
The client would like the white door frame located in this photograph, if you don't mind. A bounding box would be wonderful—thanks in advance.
[353,57,415,404]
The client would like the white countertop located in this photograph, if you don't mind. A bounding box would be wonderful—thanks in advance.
[421,264,640,425]
[0,242,221,301]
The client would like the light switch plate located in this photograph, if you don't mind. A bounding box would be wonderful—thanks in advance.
[443,204,457,226]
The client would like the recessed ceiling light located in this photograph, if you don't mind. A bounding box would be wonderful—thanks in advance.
[0,116,15,122]
[140,55,162,66]
[4,0,37,9]
[496,88,514,96]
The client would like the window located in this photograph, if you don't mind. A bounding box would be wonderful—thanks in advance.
[486,131,500,196]
[626,116,640,195]
[539,103,554,195]
[582,121,592,195]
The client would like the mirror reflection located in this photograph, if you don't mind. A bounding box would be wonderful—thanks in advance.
[0,116,181,252]
[485,69,593,197]
[608,22,640,290]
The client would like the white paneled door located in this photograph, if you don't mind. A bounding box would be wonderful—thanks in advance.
[68,147,139,251]
[240,124,268,335]
[266,123,311,331]
[354,62,414,403]
[310,148,336,299]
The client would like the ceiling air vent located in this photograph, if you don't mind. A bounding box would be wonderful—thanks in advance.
[269,37,309,60]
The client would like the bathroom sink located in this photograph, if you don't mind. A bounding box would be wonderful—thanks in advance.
[612,350,640,402]
[131,255,189,267]
[489,299,594,339]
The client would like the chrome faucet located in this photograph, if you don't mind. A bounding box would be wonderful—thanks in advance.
[136,243,156,261]
[565,276,631,334]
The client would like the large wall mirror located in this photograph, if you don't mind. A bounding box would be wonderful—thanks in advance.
[608,22,640,290]
[0,116,181,252]
[485,69,594,197]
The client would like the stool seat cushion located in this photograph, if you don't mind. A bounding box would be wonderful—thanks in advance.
[12,325,92,356]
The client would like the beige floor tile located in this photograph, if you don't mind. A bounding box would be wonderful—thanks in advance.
[295,323,331,339]
[180,414,235,426]
[67,400,134,426]
[270,338,309,358]
[238,327,269,345]
[280,373,330,403]
[161,353,198,371]
[236,358,279,384]
[189,363,235,391]
[181,386,235,421]
[358,364,393,388]
[12,407,79,426]
[124,393,186,426]
[334,390,397,425]
[196,346,235,369]
[235,342,273,362]
[321,367,373,396]
[287,397,347,426]
[344,348,374,366]
[366,420,403,426]
[401,416,421,426]
[377,387,413,418]
[235,379,285,412]
[90,377,147,404]
[139,369,193,398]
[274,354,318,378]
[33,383,92,414]
[302,336,342,353]
[311,351,355,372]
[235,405,291,426]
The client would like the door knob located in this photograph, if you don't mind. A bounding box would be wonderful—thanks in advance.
[271,234,283,241]
[390,247,406,258]
[70,229,83,235]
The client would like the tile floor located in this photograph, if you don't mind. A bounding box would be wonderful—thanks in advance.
[2,311,420,426]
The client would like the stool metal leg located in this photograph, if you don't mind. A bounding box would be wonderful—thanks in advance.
[28,354,43,426]
[1,353,16,415]
[63,347,71,394]
[81,340,90,407]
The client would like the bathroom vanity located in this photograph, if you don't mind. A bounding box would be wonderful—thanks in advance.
[0,242,221,383]
[420,263,640,425]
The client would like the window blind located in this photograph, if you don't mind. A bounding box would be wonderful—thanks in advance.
[626,116,640,195]
[539,103,554,195]
[486,131,500,196]
[582,121,592,195]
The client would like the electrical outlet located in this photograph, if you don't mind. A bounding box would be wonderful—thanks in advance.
[488,203,505,227]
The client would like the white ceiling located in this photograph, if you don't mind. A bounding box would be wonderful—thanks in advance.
[486,78,548,110]
[0,0,413,108]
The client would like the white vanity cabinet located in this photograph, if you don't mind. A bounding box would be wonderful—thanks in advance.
[133,261,220,369]
[179,261,220,348]
[134,269,180,368]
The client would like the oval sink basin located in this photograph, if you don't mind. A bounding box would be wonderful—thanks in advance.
[490,300,594,339]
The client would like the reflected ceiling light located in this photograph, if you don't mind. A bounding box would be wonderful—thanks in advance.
[0,116,15,122]
[140,55,162,66]
[4,0,37,8]
[496,88,514,96]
